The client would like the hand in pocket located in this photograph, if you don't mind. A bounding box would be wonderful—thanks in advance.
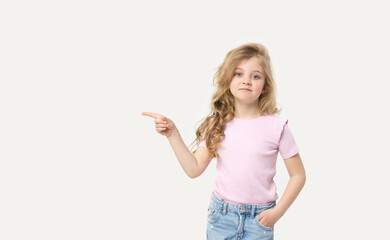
[257,208,280,228]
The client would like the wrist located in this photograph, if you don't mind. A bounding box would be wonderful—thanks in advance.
[167,128,179,139]
[273,205,285,219]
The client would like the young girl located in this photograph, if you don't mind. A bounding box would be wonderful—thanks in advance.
[142,43,306,240]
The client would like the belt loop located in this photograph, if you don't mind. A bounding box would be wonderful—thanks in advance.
[222,202,227,215]
[251,205,256,218]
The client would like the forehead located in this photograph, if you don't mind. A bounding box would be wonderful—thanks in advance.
[236,57,264,72]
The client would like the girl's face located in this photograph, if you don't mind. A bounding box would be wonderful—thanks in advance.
[229,57,266,106]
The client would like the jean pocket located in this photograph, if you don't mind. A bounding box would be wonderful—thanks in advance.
[207,205,221,224]
[254,214,274,231]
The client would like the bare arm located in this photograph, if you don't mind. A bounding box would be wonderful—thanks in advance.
[257,152,306,228]
[274,153,306,217]
[167,129,213,178]
[167,129,200,178]
[142,112,212,178]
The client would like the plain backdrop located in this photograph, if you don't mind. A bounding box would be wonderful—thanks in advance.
[1,0,389,239]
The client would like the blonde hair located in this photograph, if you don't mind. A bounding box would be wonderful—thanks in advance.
[189,43,282,158]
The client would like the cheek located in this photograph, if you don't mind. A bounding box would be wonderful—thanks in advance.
[255,81,265,89]
[229,80,237,89]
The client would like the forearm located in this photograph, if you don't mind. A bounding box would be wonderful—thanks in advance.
[166,128,199,178]
[274,175,306,218]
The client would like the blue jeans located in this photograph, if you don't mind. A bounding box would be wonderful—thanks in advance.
[206,191,276,240]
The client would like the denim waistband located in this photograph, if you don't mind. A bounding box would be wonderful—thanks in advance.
[209,191,276,217]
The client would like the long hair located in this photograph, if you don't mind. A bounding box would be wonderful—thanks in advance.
[189,43,282,158]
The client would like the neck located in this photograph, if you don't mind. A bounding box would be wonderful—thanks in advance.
[234,102,261,119]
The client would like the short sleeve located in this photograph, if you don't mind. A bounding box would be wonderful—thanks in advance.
[199,139,206,148]
[278,120,299,159]
[199,128,214,149]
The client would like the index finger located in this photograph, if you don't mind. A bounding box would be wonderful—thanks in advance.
[141,112,164,120]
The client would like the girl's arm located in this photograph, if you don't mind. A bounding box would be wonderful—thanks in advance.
[257,152,306,227]
[274,153,306,217]
[167,128,212,178]
[142,112,205,178]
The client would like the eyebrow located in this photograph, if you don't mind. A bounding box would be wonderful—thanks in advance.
[235,67,264,75]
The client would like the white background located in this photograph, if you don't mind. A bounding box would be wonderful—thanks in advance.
[1,0,389,239]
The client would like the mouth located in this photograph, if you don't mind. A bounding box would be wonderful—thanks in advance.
[239,88,251,91]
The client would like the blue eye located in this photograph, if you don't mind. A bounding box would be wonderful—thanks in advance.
[235,73,242,77]
[252,75,260,79]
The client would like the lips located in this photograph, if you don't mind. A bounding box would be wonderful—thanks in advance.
[239,88,251,91]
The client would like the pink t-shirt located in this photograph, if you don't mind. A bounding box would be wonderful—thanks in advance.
[199,114,299,205]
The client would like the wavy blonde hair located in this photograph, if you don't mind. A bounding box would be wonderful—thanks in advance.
[189,43,282,158]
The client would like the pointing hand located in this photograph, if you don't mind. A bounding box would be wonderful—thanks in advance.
[141,112,177,137]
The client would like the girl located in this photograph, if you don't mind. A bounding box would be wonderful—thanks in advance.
[142,43,306,240]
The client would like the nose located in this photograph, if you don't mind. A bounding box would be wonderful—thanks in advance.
[242,75,252,85]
